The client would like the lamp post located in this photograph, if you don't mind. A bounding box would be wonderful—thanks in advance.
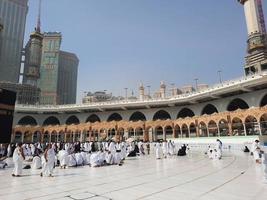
[218,70,222,84]
[147,85,151,97]
[194,78,198,92]
[124,88,128,101]
[171,83,175,96]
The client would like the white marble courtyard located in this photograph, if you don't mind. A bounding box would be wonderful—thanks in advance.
[0,151,266,200]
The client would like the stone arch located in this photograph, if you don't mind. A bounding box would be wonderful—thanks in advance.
[218,119,229,136]
[33,131,41,143]
[66,115,80,125]
[128,128,135,138]
[43,131,50,143]
[208,120,218,137]
[58,131,65,142]
[135,127,144,140]
[66,130,73,143]
[189,123,197,137]
[165,126,173,139]
[93,129,99,141]
[14,131,23,143]
[43,116,60,126]
[155,126,164,141]
[231,117,245,136]
[201,104,218,115]
[260,94,267,107]
[129,111,146,122]
[181,124,189,138]
[23,131,32,143]
[153,110,171,121]
[107,113,123,122]
[18,116,38,126]
[260,114,267,135]
[199,122,208,137]
[99,129,107,140]
[227,98,249,111]
[174,125,181,138]
[118,128,125,141]
[51,131,58,142]
[86,114,101,123]
[245,115,259,135]
[177,108,195,119]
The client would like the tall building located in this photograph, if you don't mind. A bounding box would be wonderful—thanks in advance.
[38,32,62,105]
[58,51,79,105]
[0,18,3,57]
[239,0,267,75]
[0,0,28,83]
[23,0,43,87]
[38,32,79,105]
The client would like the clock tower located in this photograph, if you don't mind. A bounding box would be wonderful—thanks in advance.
[23,0,43,86]
[238,0,267,75]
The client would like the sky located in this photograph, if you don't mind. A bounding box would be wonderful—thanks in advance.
[24,0,267,103]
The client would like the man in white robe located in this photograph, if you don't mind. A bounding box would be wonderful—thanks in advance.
[68,153,77,167]
[109,141,116,155]
[262,152,267,183]
[7,144,12,157]
[216,139,222,159]
[121,142,127,159]
[114,150,122,165]
[98,151,106,166]
[80,152,89,165]
[250,140,262,163]
[168,141,174,156]
[105,151,114,165]
[162,141,168,158]
[90,152,100,167]
[40,144,56,177]
[12,143,25,177]
[75,153,84,166]
[155,142,162,159]
[211,149,219,160]
[58,149,69,168]
[254,147,261,163]
[30,144,36,156]
[32,155,42,169]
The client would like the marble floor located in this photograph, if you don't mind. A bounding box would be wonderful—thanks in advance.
[0,151,266,200]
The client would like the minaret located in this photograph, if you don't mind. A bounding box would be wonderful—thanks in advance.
[160,81,166,98]
[239,0,267,75]
[139,82,145,101]
[23,0,44,86]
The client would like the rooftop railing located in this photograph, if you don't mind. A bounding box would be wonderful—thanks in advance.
[15,73,267,110]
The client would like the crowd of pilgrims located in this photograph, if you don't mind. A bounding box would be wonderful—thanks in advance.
[0,141,148,177]
[1,138,266,179]
[0,140,198,177]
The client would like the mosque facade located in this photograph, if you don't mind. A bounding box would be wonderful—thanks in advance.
[11,0,267,143]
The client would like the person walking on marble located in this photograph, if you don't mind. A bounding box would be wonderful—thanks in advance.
[40,144,56,177]
[12,143,25,177]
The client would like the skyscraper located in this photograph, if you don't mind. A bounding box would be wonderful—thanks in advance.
[0,0,28,83]
[58,51,79,105]
[38,32,79,105]
[239,0,267,75]
[38,32,62,105]
[23,0,43,87]
[0,18,3,57]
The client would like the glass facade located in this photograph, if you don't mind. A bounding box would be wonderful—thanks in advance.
[38,32,61,105]
[58,51,79,105]
[0,0,28,83]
